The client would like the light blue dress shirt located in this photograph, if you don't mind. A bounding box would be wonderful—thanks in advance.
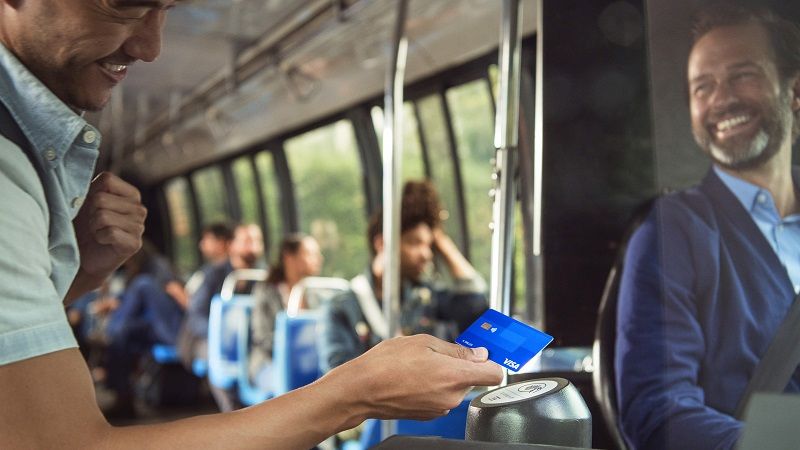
[0,43,100,365]
[714,166,800,293]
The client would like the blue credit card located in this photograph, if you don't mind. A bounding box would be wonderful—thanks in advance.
[456,308,553,372]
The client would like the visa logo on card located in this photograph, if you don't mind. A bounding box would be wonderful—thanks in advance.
[456,308,553,372]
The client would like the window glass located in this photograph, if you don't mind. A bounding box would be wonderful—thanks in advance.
[488,64,500,104]
[164,177,198,276]
[284,120,368,278]
[232,156,260,225]
[370,104,426,181]
[513,201,526,316]
[191,166,229,226]
[446,80,496,279]
[415,94,464,249]
[255,151,283,260]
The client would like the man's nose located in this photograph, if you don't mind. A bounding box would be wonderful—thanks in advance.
[123,10,166,63]
[709,80,739,112]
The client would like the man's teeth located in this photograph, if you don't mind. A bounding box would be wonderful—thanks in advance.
[103,63,127,73]
[717,115,750,132]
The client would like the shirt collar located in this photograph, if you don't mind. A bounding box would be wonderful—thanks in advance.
[0,42,97,160]
[713,165,774,215]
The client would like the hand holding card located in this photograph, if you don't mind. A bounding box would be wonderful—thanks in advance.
[456,308,553,372]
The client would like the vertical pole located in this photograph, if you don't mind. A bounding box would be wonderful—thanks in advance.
[381,0,409,441]
[489,0,522,386]
[532,0,545,330]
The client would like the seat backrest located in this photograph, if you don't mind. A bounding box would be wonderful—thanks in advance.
[235,276,348,405]
[359,393,478,449]
[592,197,660,450]
[207,269,267,389]
[272,311,322,395]
[286,276,351,315]
[207,294,253,389]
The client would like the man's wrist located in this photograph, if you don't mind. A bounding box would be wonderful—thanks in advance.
[64,268,108,304]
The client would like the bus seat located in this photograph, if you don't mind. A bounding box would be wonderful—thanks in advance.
[151,344,179,364]
[236,276,349,405]
[192,358,208,378]
[592,197,660,450]
[272,311,321,395]
[207,294,253,389]
[151,345,207,378]
[208,269,266,390]
[356,393,476,449]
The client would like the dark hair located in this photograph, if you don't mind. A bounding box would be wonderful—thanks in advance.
[367,180,443,254]
[692,2,800,83]
[266,233,308,284]
[201,222,233,242]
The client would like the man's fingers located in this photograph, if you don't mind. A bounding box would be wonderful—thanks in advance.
[89,209,145,236]
[88,191,147,216]
[94,226,142,254]
[88,172,141,202]
[424,336,489,363]
[458,361,504,387]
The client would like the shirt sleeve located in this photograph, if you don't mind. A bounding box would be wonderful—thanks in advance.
[615,205,742,450]
[0,144,76,365]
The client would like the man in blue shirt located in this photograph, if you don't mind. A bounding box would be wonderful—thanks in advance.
[321,180,487,371]
[616,4,800,449]
[0,2,501,448]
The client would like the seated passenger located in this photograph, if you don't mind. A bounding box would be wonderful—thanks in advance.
[103,241,187,418]
[615,4,800,449]
[184,222,233,299]
[249,234,323,391]
[179,223,265,412]
[320,180,487,371]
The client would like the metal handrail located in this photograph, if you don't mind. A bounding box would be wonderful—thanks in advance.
[489,0,523,386]
[220,268,268,301]
[286,276,350,317]
[381,0,409,440]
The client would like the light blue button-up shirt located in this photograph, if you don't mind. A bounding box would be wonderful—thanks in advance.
[0,43,100,365]
[715,166,800,293]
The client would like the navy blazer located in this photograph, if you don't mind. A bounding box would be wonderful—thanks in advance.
[616,169,800,450]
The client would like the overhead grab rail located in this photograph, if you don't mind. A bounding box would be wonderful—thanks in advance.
[381,0,409,440]
[131,0,353,155]
[489,0,523,386]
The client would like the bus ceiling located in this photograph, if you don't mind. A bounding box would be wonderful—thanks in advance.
[87,0,537,184]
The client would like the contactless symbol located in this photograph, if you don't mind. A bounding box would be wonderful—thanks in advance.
[518,383,545,393]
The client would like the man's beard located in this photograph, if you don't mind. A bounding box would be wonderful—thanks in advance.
[693,91,792,171]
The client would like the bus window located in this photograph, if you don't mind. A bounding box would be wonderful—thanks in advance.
[164,177,198,276]
[488,64,500,104]
[231,156,260,226]
[370,104,426,182]
[284,120,368,279]
[446,79,496,280]
[416,94,464,253]
[191,166,230,226]
[254,151,283,260]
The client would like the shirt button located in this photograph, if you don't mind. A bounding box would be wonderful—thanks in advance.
[44,148,57,161]
[82,130,97,144]
[71,197,84,209]
[757,194,767,204]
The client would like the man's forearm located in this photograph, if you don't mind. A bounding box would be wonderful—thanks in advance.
[104,377,362,450]
[64,267,107,305]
